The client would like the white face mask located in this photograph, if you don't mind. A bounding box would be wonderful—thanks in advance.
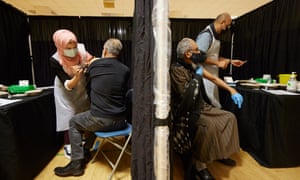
[63,48,78,58]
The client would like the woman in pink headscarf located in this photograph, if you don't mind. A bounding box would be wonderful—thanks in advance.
[50,29,93,159]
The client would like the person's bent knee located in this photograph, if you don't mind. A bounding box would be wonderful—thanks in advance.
[69,116,78,129]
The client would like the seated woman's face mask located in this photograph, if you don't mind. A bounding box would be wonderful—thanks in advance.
[63,48,78,58]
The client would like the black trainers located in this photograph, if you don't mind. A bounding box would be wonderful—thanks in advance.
[54,159,85,177]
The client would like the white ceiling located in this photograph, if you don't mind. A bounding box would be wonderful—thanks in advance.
[3,0,272,19]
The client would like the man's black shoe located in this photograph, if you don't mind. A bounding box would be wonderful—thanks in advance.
[217,158,236,166]
[54,159,85,177]
[195,168,215,180]
[84,149,92,164]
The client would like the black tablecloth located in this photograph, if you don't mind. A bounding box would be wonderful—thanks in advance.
[0,89,63,180]
[220,86,300,168]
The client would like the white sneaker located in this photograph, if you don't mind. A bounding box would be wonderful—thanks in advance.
[63,144,71,159]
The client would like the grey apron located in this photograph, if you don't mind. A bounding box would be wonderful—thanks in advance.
[202,26,222,108]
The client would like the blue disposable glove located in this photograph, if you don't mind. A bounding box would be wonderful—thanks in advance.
[195,66,203,76]
[231,93,243,109]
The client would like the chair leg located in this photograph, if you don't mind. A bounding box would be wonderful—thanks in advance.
[108,133,132,180]
[91,138,106,163]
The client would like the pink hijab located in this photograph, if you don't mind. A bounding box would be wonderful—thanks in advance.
[52,29,82,67]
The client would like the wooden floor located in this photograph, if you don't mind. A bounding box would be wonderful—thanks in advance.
[35,144,300,180]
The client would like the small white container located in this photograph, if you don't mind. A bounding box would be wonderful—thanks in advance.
[263,74,272,83]
[287,72,297,92]
[19,80,29,86]
[297,81,300,92]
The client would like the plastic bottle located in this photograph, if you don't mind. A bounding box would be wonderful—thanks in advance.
[287,72,297,92]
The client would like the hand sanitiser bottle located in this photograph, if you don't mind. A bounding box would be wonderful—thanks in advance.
[287,72,297,92]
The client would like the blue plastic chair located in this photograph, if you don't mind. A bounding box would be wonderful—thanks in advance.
[91,123,132,180]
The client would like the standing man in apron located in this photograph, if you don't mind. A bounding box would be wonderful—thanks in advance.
[196,12,246,108]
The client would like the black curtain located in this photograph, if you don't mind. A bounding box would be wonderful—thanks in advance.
[169,18,232,78]
[2,0,300,88]
[2,0,300,178]
[0,1,31,86]
[78,17,133,86]
[28,16,133,87]
[169,18,213,64]
[233,0,300,81]
[131,0,154,179]
[28,16,81,87]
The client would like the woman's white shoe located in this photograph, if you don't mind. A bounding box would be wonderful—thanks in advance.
[63,144,71,159]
